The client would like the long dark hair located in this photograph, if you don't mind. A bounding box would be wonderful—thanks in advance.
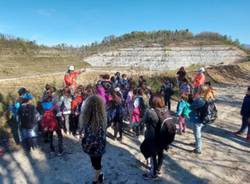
[82,95,107,132]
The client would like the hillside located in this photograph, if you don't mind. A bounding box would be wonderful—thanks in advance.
[79,30,246,57]
[1,30,248,77]
[0,34,88,79]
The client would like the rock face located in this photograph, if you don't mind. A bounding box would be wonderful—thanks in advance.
[84,45,246,70]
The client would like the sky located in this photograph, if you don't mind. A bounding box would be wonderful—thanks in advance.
[0,0,249,46]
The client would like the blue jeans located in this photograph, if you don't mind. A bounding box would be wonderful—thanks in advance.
[239,116,250,136]
[193,123,204,152]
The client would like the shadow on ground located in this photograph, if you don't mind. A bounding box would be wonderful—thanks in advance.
[0,118,210,184]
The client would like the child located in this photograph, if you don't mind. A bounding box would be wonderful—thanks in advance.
[202,81,216,101]
[176,95,191,134]
[18,92,40,151]
[108,89,124,141]
[71,86,84,136]
[190,96,206,154]
[9,87,28,143]
[160,78,174,111]
[125,86,136,127]
[58,87,72,135]
[180,78,192,96]
[234,86,250,141]
[132,88,146,136]
[40,92,63,155]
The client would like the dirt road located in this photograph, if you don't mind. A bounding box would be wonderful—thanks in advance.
[0,85,249,184]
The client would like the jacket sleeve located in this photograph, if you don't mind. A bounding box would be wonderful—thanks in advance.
[176,101,185,116]
[34,108,42,123]
[134,98,139,108]
[240,96,246,115]
[64,75,72,86]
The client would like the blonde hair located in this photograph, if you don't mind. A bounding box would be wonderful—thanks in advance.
[82,95,107,132]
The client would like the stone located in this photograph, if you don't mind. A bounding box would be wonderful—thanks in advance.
[84,45,246,71]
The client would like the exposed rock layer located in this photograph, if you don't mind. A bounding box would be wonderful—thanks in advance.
[85,45,246,70]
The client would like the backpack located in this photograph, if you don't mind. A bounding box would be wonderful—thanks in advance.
[82,125,106,157]
[40,107,58,132]
[163,83,174,97]
[19,104,36,129]
[137,96,146,118]
[154,109,176,149]
[196,101,217,124]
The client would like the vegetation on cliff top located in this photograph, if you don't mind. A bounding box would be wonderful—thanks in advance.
[0,30,246,56]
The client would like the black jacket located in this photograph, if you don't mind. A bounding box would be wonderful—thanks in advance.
[241,95,250,118]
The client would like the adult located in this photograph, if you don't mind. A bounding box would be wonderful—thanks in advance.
[234,86,250,141]
[176,66,187,87]
[80,95,107,184]
[140,96,176,179]
[193,67,206,97]
[64,65,85,94]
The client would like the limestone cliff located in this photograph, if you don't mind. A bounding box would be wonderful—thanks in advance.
[84,45,246,70]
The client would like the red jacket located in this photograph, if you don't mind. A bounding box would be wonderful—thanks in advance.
[193,73,205,87]
[64,70,81,89]
[71,95,84,112]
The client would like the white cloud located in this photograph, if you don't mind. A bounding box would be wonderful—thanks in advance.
[37,9,56,17]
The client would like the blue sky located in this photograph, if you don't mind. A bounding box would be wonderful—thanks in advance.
[0,0,249,46]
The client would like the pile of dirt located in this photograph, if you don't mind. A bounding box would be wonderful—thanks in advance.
[206,64,250,85]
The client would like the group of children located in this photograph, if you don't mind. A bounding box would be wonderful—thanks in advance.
[7,65,250,183]
[9,72,151,153]
[10,66,217,153]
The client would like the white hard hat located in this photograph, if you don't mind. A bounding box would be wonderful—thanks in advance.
[68,65,75,71]
[198,67,205,73]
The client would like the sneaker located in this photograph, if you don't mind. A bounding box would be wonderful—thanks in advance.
[117,137,123,142]
[57,151,64,156]
[189,142,195,146]
[98,173,104,183]
[49,151,56,157]
[246,136,250,141]
[156,170,162,176]
[143,173,158,180]
[193,149,201,155]
[177,129,183,135]
[234,131,243,135]
[0,148,5,157]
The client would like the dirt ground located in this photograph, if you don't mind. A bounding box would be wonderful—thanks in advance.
[0,84,249,184]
